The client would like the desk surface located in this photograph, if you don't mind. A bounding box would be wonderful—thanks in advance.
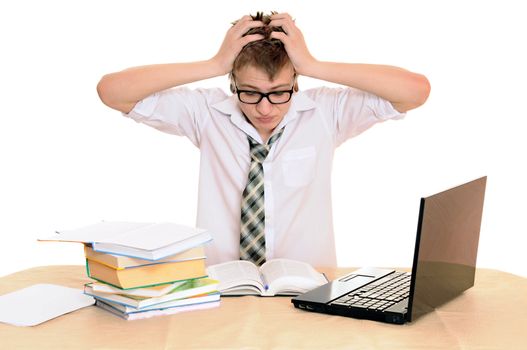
[1,265,525,349]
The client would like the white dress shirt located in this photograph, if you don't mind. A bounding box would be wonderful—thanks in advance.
[126,86,404,267]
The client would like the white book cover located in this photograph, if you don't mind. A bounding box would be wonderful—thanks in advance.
[39,222,212,260]
[40,221,150,244]
[96,299,220,320]
[98,292,221,313]
[101,222,208,250]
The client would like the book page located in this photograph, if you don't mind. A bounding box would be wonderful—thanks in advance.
[96,299,220,320]
[260,259,327,296]
[206,261,265,295]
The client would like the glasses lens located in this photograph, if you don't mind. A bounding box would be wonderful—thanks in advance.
[268,91,292,104]
[239,92,262,104]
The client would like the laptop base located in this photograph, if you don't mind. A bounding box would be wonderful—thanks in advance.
[292,267,409,324]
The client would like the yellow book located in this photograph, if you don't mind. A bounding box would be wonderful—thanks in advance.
[84,245,205,269]
[86,258,207,289]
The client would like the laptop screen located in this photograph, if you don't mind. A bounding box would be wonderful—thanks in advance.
[408,177,487,321]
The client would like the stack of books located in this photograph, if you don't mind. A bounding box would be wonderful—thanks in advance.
[40,221,220,320]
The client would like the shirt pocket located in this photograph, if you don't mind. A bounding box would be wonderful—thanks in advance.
[281,146,317,187]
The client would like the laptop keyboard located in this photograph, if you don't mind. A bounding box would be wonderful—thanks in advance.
[330,271,411,312]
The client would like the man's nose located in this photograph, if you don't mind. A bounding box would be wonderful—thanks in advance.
[256,96,273,115]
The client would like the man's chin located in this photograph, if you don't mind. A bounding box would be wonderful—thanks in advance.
[262,124,281,134]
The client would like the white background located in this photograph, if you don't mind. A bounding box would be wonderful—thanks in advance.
[1,0,526,277]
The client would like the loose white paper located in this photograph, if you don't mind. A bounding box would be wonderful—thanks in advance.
[0,284,95,327]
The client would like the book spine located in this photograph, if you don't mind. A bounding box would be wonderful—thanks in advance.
[85,259,91,277]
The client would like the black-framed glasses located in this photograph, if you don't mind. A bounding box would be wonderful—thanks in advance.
[235,83,294,105]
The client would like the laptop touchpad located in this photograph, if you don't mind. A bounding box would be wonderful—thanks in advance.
[295,275,376,303]
[334,275,375,300]
[327,275,375,300]
[339,274,376,282]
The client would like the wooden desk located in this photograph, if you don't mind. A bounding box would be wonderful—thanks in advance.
[1,266,525,349]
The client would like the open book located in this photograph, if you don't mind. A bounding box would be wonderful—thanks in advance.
[206,259,327,296]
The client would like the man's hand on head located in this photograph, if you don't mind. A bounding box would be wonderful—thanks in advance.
[213,15,264,75]
[268,13,316,76]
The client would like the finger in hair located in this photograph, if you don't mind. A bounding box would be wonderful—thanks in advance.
[242,33,265,45]
[269,31,288,43]
[268,19,292,35]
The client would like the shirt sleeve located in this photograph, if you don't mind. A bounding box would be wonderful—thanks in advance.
[123,87,227,147]
[307,87,406,147]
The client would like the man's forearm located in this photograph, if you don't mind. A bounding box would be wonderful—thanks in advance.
[301,61,430,113]
[97,59,224,114]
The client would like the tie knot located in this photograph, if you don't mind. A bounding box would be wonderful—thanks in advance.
[249,141,270,163]
[247,127,284,163]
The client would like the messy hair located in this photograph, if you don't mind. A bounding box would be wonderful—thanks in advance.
[229,12,295,93]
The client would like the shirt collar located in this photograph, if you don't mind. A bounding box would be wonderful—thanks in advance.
[211,91,317,142]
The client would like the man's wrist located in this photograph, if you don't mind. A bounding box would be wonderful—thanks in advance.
[294,57,322,78]
[208,56,232,77]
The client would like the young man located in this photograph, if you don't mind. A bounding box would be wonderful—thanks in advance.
[97,13,430,267]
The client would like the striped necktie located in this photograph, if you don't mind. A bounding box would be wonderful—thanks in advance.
[240,128,284,266]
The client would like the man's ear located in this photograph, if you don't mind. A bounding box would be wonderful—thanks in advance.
[293,74,299,92]
[229,73,236,93]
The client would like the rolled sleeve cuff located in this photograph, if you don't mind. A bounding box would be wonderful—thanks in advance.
[122,93,160,121]
[370,96,406,121]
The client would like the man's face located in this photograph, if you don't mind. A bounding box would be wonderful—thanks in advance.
[234,64,295,141]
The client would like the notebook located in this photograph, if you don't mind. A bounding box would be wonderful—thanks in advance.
[291,176,487,324]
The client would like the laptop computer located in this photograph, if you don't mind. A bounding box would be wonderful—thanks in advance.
[291,176,487,324]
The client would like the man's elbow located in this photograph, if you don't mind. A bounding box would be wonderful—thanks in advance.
[413,74,431,108]
[96,75,113,106]
[96,74,133,114]
[393,74,431,113]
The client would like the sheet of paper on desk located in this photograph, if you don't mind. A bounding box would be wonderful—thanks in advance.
[0,284,95,327]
